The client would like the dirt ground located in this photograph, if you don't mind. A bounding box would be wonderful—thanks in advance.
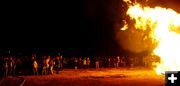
[0,68,165,86]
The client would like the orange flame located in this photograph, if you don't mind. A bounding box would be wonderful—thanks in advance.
[122,0,180,74]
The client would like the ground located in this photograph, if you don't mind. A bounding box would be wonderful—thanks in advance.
[0,67,165,86]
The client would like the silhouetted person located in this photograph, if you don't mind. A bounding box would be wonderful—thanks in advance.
[49,58,55,74]
[31,55,38,75]
[121,56,126,67]
[46,56,50,74]
[87,57,90,69]
[116,56,120,68]
[32,59,39,76]
[83,58,87,69]
[95,59,99,69]
[74,58,78,70]
[113,58,117,68]
[108,58,111,68]
[55,56,60,74]
[12,58,17,76]
[60,55,63,70]
[78,57,83,69]
[42,58,47,75]
[4,58,8,77]
[8,57,13,76]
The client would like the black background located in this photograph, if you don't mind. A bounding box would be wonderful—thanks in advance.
[1,0,180,56]
[0,0,123,56]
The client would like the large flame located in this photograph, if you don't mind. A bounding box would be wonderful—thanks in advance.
[122,0,180,74]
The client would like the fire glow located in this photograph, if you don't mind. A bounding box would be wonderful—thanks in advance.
[122,0,180,74]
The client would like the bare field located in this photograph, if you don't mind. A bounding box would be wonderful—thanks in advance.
[1,68,165,86]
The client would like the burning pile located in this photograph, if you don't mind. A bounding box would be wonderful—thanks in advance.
[122,0,180,74]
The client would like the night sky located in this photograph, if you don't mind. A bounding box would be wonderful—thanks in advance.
[1,0,180,56]
[0,0,125,56]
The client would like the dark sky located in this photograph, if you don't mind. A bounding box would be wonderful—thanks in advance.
[1,0,180,56]
[0,0,124,56]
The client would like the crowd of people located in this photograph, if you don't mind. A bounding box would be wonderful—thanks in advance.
[0,55,127,77]
[0,54,157,79]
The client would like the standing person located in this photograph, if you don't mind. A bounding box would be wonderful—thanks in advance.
[74,58,78,70]
[95,58,99,69]
[104,57,108,68]
[8,57,13,76]
[42,57,47,75]
[99,57,103,68]
[46,56,50,74]
[130,57,134,67]
[78,57,83,69]
[55,56,60,74]
[49,58,55,74]
[38,56,43,75]
[86,57,90,69]
[30,55,35,75]
[63,58,67,68]
[120,56,126,67]
[32,59,39,76]
[116,56,120,68]
[113,58,117,68]
[122,56,126,67]
[83,58,86,69]
[108,57,111,68]
[12,58,17,76]
[4,58,8,77]
[16,58,22,75]
[60,55,63,71]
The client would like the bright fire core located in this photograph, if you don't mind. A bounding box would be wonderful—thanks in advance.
[122,0,180,74]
